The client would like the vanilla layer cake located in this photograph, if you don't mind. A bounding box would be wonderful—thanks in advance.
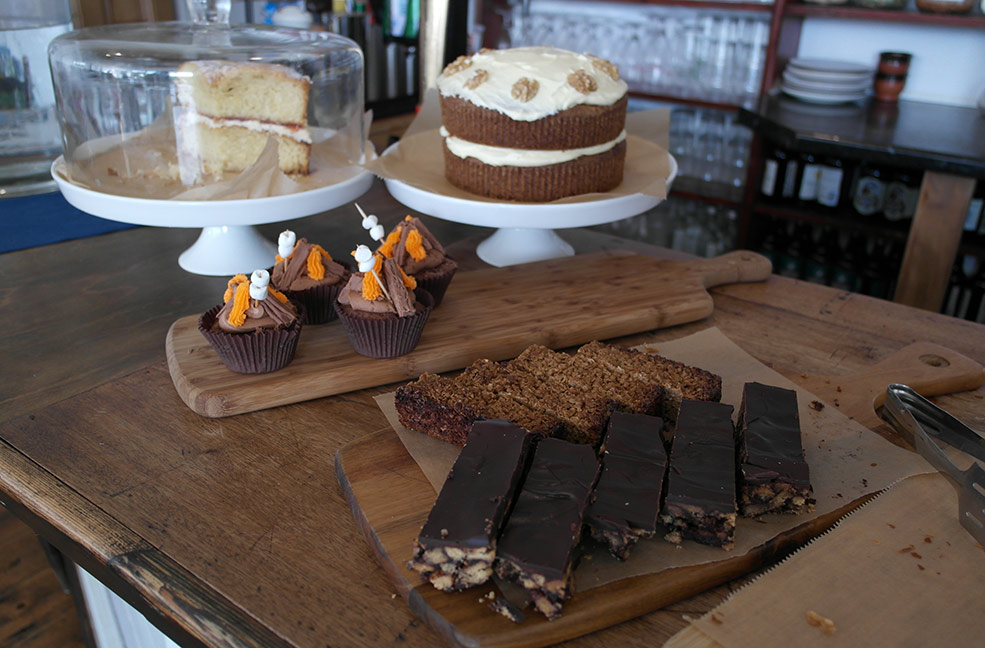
[174,60,312,183]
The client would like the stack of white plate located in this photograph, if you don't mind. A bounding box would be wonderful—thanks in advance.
[781,58,873,104]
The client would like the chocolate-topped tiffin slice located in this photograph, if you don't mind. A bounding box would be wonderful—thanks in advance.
[737,382,815,516]
[408,420,535,591]
[585,411,668,559]
[494,438,600,620]
[660,400,737,550]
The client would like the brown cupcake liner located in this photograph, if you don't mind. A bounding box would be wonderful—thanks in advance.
[198,302,304,374]
[443,140,627,202]
[334,289,434,359]
[413,257,458,307]
[439,94,627,150]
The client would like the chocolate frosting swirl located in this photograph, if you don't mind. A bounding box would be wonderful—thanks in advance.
[383,217,448,275]
[215,291,298,333]
[337,257,417,317]
[272,238,347,291]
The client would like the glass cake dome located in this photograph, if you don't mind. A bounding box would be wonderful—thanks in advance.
[48,0,365,199]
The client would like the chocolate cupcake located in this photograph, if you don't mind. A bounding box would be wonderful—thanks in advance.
[271,230,350,324]
[199,270,303,374]
[376,215,457,307]
[335,247,433,358]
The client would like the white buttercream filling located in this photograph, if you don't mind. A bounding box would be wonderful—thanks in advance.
[440,127,626,167]
[436,46,628,122]
[186,112,312,144]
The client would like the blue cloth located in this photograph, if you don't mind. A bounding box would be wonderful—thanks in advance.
[0,191,138,253]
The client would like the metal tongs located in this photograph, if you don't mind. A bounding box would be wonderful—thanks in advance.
[881,384,985,545]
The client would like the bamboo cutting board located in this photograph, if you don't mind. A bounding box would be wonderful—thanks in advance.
[167,250,771,417]
[335,342,984,648]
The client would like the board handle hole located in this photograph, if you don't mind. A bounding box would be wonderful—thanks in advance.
[919,354,950,368]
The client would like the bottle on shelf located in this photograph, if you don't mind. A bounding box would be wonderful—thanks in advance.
[776,221,809,279]
[816,156,850,210]
[963,182,983,233]
[857,236,895,299]
[797,151,821,205]
[828,230,860,293]
[852,163,887,220]
[803,225,832,285]
[883,168,921,224]
[759,145,786,203]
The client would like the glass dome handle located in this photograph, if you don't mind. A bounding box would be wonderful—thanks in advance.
[186,0,231,25]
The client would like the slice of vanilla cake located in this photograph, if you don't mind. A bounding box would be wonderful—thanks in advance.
[174,60,311,183]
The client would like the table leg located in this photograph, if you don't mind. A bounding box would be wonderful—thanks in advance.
[893,172,976,312]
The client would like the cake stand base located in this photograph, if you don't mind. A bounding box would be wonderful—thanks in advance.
[476,228,575,267]
[178,226,277,276]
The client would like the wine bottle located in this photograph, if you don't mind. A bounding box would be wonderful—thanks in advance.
[884,169,920,223]
[816,157,847,209]
[797,152,821,204]
[852,163,887,219]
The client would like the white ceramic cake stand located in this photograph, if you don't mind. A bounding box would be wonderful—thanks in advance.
[383,149,678,267]
[52,159,374,276]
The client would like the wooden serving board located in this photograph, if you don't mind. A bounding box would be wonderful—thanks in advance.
[335,342,984,648]
[166,250,771,417]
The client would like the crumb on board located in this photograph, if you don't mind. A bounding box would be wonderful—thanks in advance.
[898,544,915,553]
[808,400,825,411]
[806,611,836,634]
[484,592,525,624]
[710,613,723,625]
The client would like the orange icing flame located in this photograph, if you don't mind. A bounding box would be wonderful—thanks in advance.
[361,255,385,301]
[269,287,289,303]
[224,274,248,303]
[227,282,250,327]
[378,225,402,258]
[406,229,427,262]
[399,266,417,290]
[306,245,327,281]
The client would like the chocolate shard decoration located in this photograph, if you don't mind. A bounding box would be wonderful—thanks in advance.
[494,438,600,620]
[409,420,535,591]
[660,400,737,550]
[737,382,815,516]
[585,411,668,559]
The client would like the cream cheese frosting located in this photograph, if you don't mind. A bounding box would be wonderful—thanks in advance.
[436,46,628,122]
[441,126,626,167]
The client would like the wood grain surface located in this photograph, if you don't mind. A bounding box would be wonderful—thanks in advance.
[335,342,984,648]
[2,177,985,648]
[166,250,771,417]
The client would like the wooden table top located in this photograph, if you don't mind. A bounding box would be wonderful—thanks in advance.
[2,178,984,648]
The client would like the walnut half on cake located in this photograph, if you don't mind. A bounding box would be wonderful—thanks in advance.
[174,60,312,183]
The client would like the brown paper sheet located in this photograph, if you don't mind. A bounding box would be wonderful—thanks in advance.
[363,88,672,204]
[55,109,371,201]
[667,472,985,648]
[373,327,932,590]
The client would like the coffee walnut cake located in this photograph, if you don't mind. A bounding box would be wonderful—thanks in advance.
[436,46,629,202]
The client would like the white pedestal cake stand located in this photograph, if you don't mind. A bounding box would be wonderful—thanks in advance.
[52,159,374,276]
[383,152,678,267]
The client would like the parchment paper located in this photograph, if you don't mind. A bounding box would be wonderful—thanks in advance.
[55,108,371,201]
[666,472,985,648]
[374,327,933,590]
[363,88,671,204]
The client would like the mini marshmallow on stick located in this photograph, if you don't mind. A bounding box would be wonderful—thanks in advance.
[355,203,386,243]
[277,230,296,273]
[352,244,393,305]
[249,269,270,303]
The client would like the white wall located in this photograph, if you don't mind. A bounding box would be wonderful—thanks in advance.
[797,18,985,108]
